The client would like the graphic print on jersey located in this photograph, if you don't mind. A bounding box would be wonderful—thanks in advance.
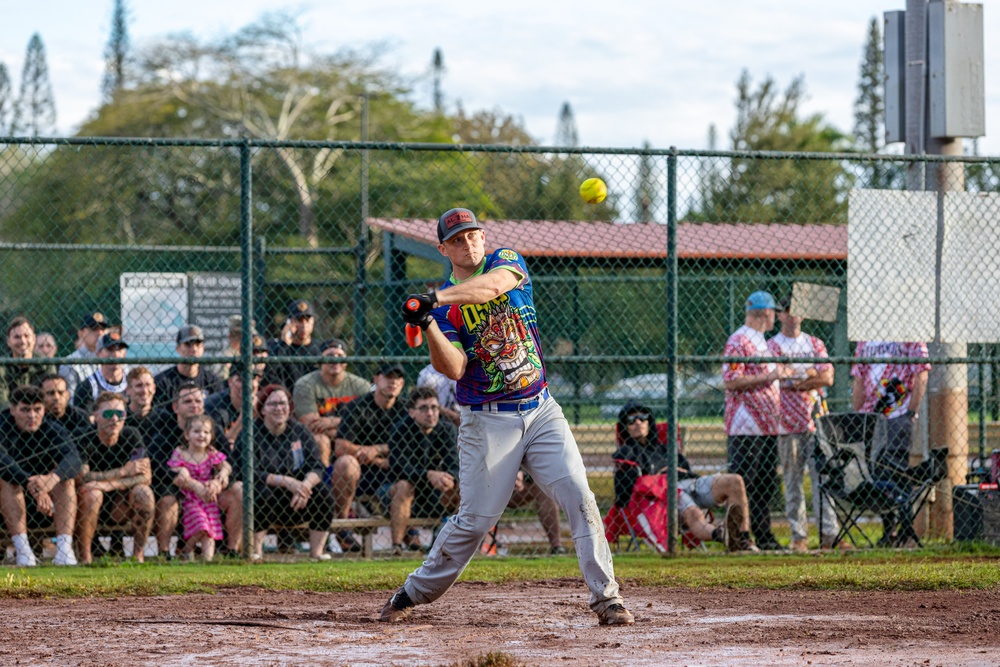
[466,295,542,393]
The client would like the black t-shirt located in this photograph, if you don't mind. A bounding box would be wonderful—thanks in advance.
[153,366,224,405]
[77,425,146,473]
[388,415,459,485]
[47,405,92,437]
[205,390,240,432]
[252,419,322,492]
[145,408,226,493]
[336,392,407,448]
[263,339,324,391]
[0,412,81,485]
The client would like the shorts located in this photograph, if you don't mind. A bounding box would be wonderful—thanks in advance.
[677,475,718,515]
[97,490,133,526]
[357,465,389,498]
[23,493,56,530]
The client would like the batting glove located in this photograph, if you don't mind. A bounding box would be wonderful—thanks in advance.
[402,289,438,327]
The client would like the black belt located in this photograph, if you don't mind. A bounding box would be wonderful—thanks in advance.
[469,387,550,413]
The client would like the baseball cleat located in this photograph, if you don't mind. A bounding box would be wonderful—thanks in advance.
[724,503,745,553]
[597,603,634,626]
[379,586,415,623]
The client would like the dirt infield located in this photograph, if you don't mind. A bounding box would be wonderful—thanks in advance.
[1,580,997,666]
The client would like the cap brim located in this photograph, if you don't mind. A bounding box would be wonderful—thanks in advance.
[439,222,483,243]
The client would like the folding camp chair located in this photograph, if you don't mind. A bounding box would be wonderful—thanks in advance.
[813,412,947,548]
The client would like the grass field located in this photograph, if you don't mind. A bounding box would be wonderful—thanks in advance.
[3,546,998,599]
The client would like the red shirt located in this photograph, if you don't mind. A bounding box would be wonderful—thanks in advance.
[723,325,780,436]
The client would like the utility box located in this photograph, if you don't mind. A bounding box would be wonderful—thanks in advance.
[928,1,985,138]
[884,11,907,144]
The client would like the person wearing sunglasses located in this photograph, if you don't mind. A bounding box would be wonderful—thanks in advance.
[74,392,154,564]
[613,400,757,553]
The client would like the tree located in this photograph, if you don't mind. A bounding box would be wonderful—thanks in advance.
[853,16,897,189]
[431,48,445,114]
[102,0,130,102]
[690,70,850,223]
[635,140,656,222]
[554,102,578,148]
[12,34,57,137]
[0,63,12,135]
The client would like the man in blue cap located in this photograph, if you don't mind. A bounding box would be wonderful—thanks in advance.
[721,290,792,550]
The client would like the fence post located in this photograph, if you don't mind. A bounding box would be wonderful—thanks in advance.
[665,147,679,556]
[239,140,256,559]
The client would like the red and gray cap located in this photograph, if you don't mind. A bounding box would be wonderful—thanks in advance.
[437,207,483,243]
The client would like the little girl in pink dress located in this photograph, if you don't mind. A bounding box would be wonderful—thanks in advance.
[168,415,231,561]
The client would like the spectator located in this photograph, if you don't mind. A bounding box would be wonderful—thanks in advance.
[767,299,841,552]
[0,385,81,566]
[613,400,757,552]
[34,332,58,359]
[851,340,931,545]
[40,373,91,435]
[154,325,223,402]
[0,317,56,410]
[146,382,228,557]
[387,387,460,555]
[722,291,792,551]
[206,361,262,447]
[293,338,370,466]
[331,362,407,553]
[251,385,335,561]
[74,392,154,564]
[58,312,109,399]
[416,364,460,427]
[211,315,245,380]
[73,332,129,412]
[124,367,157,442]
[168,415,232,561]
[264,299,323,391]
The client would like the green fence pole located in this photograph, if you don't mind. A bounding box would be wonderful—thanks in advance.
[665,148,679,556]
[239,140,256,560]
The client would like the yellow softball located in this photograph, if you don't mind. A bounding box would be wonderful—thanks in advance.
[579,177,607,204]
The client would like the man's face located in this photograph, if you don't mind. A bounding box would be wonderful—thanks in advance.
[99,344,128,362]
[34,333,57,358]
[320,347,347,375]
[173,388,205,421]
[126,373,155,408]
[374,371,405,402]
[228,372,260,403]
[94,400,126,442]
[438,229,486,271]
[11,402,44,433]
[82,326,107,350]
[7,323,35,358]
[410,397,441,430]
[177,339,205,359]
[41,378,70,417]
[777,310,802,331]
[625,411,651,441]
[289,315,314,342]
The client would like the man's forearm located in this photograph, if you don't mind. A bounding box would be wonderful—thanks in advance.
[436,269,519,306]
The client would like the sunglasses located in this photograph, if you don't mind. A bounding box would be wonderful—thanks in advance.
[101,409,126,421]
[625,413,651,425]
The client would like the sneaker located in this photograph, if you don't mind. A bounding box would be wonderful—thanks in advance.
[597,603,634,626]
[724,504,746,553]
[790,538,808,553]
[53,548,77,566]
[756,537,785,551]
[390,544,404,557]
[404,528,422,551]
[737,539,760,553]
[379,586,415,623]
[820,536,854,551]
[15,550,37,567]
[337,531,362,554]
[550,545,568,555]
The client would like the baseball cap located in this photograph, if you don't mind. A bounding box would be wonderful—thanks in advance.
[287,299,315,319]
[251,334,267,354]
[745,291,777,311]
[80,312,108,330]
[97,331,128,352]
[776,297,790,313]
[437,207,483,243]
[375,362,405,377]
[176,325,205,345]
[321,338,348,354]
[230,361,264,378]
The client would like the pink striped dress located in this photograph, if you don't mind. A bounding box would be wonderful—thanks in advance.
[168,448,227,541]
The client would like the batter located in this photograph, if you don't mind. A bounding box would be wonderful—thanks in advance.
[381,207,633,626]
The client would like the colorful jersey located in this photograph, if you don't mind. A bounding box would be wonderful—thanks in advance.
[767,332,832,434]
[431,248,546,405]
[722,325,780,436]
[851,341,930,419]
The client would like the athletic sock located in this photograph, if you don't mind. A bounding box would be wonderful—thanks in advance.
[12,533,30,555]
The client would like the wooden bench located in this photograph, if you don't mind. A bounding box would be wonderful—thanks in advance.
[267,517,444,559]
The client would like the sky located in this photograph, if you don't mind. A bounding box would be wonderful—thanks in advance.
[3,0,999,154]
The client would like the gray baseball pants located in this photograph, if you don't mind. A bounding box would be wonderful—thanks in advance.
[778,432,839,541]
[401,395,623,614]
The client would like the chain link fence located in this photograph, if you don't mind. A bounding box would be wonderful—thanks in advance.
[0,138,998,564]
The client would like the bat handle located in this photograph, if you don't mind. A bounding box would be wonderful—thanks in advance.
[406,324,423,348]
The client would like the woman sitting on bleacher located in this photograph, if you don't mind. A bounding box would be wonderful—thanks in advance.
[612,400,758,552]
[250,384,336,561]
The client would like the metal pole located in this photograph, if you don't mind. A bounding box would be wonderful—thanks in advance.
[665,148,679,556]
[254,236,267,340]
[353,94,370,356]
[238,141,256,559]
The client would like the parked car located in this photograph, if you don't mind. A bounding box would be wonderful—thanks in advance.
[598,372,724,420]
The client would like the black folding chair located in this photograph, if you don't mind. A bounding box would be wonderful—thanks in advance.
[813,412,947,548]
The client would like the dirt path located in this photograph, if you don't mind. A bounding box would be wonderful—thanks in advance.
[1,581,997,666]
